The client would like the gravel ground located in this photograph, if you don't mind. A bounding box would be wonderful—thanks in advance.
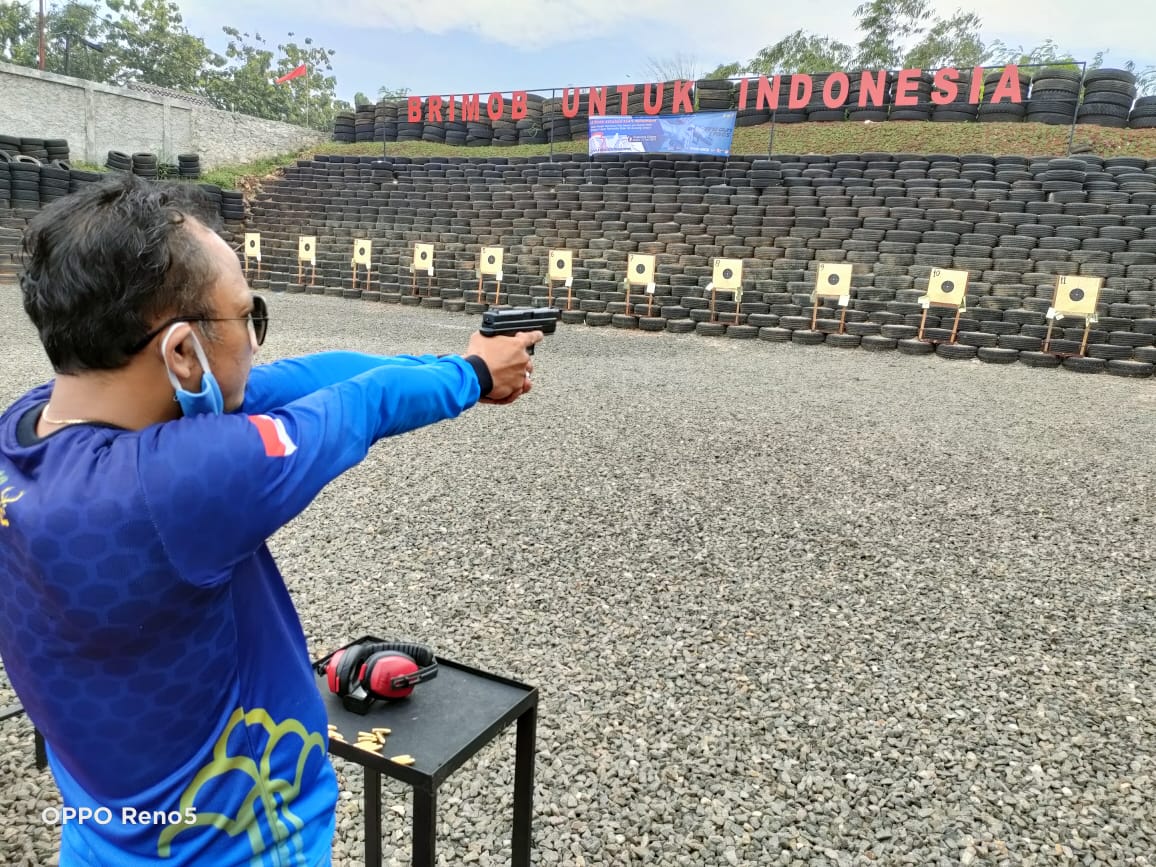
[1,286,1153,867]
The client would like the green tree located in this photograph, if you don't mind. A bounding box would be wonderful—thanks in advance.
[702,61,744,80]
[46,2,113,81]
[100,0,215,91]
[378,85,410,99]
[853,0,984,70]
[203,28,340,130]
[747,30,857,75]
[0,1,40,66]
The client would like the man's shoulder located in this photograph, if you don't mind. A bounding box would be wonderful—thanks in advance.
[0,382,52,426]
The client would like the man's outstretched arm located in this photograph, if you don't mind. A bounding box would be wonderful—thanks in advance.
[240,351,447,414]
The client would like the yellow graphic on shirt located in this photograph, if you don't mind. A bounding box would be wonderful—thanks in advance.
[157,708,326,863]
[0,479,24,528]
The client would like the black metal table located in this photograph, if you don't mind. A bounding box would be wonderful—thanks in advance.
[314,654,538,867]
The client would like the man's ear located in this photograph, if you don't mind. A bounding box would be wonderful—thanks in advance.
[159,323,202,386]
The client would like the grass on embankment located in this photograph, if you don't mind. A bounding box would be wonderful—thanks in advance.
[76,121,1156,191]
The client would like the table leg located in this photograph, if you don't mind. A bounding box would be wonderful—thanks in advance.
[512,705,537,867]
[411,786,437,867]
[365,767,382,867]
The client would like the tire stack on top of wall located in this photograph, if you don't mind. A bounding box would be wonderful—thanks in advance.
[397,103,423,144]
[1130,96,1156,129]
[332,111,355,143]
[846,72,893,121]
[542,97,569,144]
[977,67,1031,123]
[1078,68,1137,128]
[932,69,977,122]
[1026,67,1081,125]
[354,104,376,142]
[517,94,548,145]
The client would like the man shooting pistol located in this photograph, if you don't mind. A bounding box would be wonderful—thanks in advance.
[480,307,561,356]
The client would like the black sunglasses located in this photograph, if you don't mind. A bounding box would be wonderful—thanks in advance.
[126,294,269,355]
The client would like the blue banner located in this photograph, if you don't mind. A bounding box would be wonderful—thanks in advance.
[587,112,736,157]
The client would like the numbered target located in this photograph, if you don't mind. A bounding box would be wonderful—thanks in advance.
[351,239,372,266]
[922,268,969,309]
[712,258,743,290]
[244,233,261,261]
[479,246,504,277]
[412,243,434,273]
[815,263,852,299]
[297,236,316,264]
[1049,275,1102,319]
[548,249,573,281]
[626,253,656,287]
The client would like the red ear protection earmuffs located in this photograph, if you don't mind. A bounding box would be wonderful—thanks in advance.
[319,640,438,702]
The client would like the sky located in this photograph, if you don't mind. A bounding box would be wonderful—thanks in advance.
[169,0,1155,103]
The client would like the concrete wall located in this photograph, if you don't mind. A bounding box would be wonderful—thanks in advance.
[0,62,326,168]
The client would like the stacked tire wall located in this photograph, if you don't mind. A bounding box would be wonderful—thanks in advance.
[334,68,1154,144]
[239,150,1156,378]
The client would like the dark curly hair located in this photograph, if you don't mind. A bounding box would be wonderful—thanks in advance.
[21,172,225,373]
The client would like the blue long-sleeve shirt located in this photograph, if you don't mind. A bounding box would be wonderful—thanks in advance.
[0,351,485,866]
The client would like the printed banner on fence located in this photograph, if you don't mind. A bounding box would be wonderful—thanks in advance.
[587,111,736,157]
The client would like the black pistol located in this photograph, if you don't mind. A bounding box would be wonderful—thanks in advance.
[479,307,560,355]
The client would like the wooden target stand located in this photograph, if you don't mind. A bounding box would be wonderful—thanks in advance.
[623,253,657,318]
[707,258,743,324]
[243,233,262,281]
[917,268,969,344]
[475,246,504,306]
[1043,275,1103,357]
[546,249,574,310]
[411,243,435,297]
[810,263,852,333]
[297,236,317,285]
[351,239,373,291]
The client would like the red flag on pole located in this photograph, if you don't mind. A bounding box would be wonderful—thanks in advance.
[275,64,307,84]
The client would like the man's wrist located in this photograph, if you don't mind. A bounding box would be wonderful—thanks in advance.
[463,355,493,397]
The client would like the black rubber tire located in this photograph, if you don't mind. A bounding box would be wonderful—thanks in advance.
[611,313,638,329]
[1019,351,1061,368]
[977,347,1019,364]
[696,321,726,338]
[758,327,792,342]
[791,329,826,345]
[726,324,758,339]
[585,312,612,327]
[1062,356,1106,374]
[1106,359,1153,378]
[935,343,977,360]
[861,335,897,351]
[825,333,862,348]
[897,338,935,355]
[560,309,587,325]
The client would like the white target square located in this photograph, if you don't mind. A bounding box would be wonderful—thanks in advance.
[244,232,261,261]
[1051,275,1101,319]
[298,236,316,264]
[412,243,434,272]
[626,253,656,287]
[712,258,743,290]
[814,263,852,299]
[480,246,504,276]
[352,239,372,266]
[922,268,969,309]
[548,249,572,280]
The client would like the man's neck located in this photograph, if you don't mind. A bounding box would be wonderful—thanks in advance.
[37,369,179,436]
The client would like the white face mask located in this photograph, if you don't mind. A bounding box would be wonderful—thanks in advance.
[160,324,224,416]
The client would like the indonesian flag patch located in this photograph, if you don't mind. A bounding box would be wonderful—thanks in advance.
[248,415,297,457]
